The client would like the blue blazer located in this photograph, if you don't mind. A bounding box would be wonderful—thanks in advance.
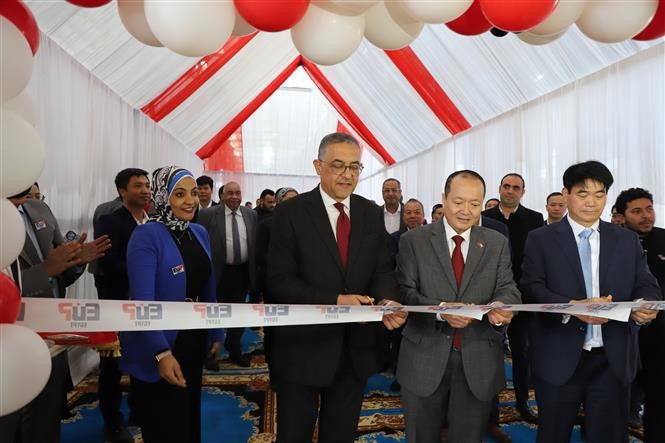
[521,217,661,386]
[119,222,224,382]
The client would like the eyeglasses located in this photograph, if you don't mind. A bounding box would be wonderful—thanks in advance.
[319,160,364,176]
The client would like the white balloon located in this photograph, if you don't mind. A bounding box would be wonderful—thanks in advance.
[399,0,473,24]
[118,0,163,47]
[365,1,424,50]
[144,1,235,57]
[2,91,35,125]
[0,111,46,198]
[0,324,52,416]
[314,0,380,15]
[518,29,567,45]
[576,0,658,43]
[291,5,365,66]
[232,9,257,36]
[0,199,25,270]
[0,17,33,104]
[528,0,587,36]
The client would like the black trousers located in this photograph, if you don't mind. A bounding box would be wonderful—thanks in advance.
[507,312,531,404]
[217,263,249,357]
[131,329,206,443]
[99,356,138,429]
[274,349,366,443]
[535,348,629,443]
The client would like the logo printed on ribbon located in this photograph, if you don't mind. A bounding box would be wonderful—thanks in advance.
[317,306,351,319]
[58,302,100,328]
[193,304,232,325]
[122,303,162,327]
[252,305,289,324]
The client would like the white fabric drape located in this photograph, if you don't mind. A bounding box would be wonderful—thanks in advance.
[357,44,665,225]
[203,171,320,205]
[26,36,202,299]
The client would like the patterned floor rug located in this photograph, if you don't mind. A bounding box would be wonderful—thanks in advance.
[62,329,644,442]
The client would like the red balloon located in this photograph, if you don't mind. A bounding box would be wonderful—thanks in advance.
[0,0,40,55]
[65,0,112,7]
[0,273,21,324]
[633,0,665,40]
[479,0,557,32]
[446,0,492,36]
[234,0,310,32]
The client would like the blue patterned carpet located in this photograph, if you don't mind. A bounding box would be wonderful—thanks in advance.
[62,329,644,442]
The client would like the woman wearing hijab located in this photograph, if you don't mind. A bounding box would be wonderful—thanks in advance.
[119,166,223,443]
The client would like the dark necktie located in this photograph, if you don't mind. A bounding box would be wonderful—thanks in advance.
[451,235,464,349]
[231,211,241,265]
[334,203,350,268]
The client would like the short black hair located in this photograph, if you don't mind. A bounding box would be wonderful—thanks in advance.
[562,160,613,193]
[500,173,525,189]
[218,185,224,199]
[382,178,401,189]
[431,203,443,217]
[444,170,486,197]
[196,175,214,188]
[404,198,424,213]
[546,192,563,203]
[115,168,149,192]
[614,187,653,215]
[260,189,275,199]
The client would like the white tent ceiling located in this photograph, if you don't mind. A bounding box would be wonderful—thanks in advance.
[25,1,662,176]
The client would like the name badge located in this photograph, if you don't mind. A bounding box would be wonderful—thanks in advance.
[34,220,47,231]
[171,264,185,275]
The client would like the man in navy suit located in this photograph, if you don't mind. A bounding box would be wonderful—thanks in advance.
[521,160,661,443]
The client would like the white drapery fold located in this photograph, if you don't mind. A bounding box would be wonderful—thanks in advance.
[26,36,202,299]
[357,44,665,224]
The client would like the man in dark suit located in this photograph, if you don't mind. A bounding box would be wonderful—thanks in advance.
[482,172,544,422]
[198,181,257,367]
[266,132,407,443]
[381,178,406,234]
[254,188,276,221]
[522,161,661,443]
[396,170,521,442]
[1,188,110,443]
[614,187,665,442]
[196,175,218,210]
[95,168,150,442]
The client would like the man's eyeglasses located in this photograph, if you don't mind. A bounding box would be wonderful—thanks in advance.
[319,160,364,176]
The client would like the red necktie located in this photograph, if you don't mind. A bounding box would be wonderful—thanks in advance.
[451,235,464,349]
[334,202,350,268]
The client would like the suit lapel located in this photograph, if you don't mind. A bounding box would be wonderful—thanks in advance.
[346,195,365,273]
[430,222,457,292]
[557,218,586,295]
[459,226,486,297]
[598,221,616,294]
[213,205,227,264]
[305,189,344,273]
[19,206,42,265]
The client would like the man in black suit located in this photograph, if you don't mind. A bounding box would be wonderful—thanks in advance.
[615,187,665,442]
[522,161,661,443]
[266,132,407,443]
[381,178,406,234]
[254,188,276,221]
[482,173,544,422]
[95,168,150,442]
[198,181,258,367]
[196,175,218,210]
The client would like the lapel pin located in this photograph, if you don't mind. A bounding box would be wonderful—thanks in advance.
[476,241,485,248]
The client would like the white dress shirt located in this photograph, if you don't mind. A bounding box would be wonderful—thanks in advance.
[568,215,603,350]
[320,186,351,240]
[224,205,249,264]
[384,206,401,234]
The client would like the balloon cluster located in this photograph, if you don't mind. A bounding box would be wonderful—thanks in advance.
[0,0,52,418]
[63,0,665,65]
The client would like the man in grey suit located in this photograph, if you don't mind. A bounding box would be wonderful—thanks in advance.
[198,181,257,367]
[396,170,521,443]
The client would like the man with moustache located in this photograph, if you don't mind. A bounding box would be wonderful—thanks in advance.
[396,170,520,442]
[381,178,406,234]
[614,187,665,442]
[198,181,257,368]
[266,132,407,443]
[522,161,661,443]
